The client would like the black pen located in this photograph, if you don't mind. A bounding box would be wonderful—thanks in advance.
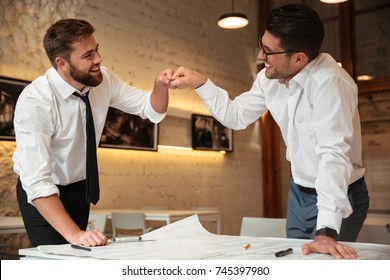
[275,248,293,257]
[71,244,92,252]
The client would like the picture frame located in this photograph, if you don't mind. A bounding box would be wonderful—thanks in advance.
[191,114,233,152]
[100,108,158,151]
[0,76,30,140]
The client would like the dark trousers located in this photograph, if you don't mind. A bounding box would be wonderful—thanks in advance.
[16,178,90,247]
[286,177,370,241]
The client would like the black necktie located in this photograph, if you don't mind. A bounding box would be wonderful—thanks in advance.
[73,91,100,205]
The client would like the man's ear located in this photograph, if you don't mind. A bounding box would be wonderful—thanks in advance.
[292,52,309,71]
[55,57,67,69]
[295,52,308,65]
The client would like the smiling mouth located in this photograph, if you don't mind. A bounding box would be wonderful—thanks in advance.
[264,62,272,70]
[90,66,100,73]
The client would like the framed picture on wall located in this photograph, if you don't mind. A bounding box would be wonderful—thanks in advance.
[0,76,30,140]
[191,114,233,152]
[100,108,158,151]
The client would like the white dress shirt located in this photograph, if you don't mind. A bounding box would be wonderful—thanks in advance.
[13,66,166,204]
[196,53,365,232]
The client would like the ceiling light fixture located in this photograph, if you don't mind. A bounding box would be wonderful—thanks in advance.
[357,74,375,81]
[320,0,348,3]
[217,0,249,29]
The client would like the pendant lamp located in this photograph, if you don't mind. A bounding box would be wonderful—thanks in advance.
[320,0,348,3]
[217,0,249,29]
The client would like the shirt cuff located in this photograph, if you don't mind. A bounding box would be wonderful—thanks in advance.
[23,181,60,206]
[195,79,217,100]
[145,92,167,123]
[317,210,343,233]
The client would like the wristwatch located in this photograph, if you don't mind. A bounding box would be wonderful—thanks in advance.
[315,227,339,241]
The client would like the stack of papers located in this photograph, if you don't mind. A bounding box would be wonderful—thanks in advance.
[37,215,390,260]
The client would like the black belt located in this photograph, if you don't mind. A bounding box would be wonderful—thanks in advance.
[297,185,317,195]
[57,180,86,194]
[297,177,364,195]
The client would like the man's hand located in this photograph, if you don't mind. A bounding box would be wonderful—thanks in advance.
[301,235,358,259]
[151,68,175,113]
[72,229,108,247]
[33,195,109,247]
[170,66,207,89]
[154,68,176,90]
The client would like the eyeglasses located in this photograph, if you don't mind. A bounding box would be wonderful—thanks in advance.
[258,37,300,61]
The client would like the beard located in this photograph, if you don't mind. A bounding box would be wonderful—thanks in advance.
[69,63,103,87]
[264,64,294,82]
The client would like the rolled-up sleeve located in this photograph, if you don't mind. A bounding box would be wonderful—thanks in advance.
[106,70,166,123]
[13,87,59,205]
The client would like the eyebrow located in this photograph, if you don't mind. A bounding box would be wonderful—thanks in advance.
[81,43,99,58]
[260,38,283,53]
[259,37,271,51]
[262,44,272,52]
[260,40,272,52]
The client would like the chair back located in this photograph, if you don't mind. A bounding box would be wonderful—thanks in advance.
[111,212,146,238]
[88,213,107,233]
[240,217,287,238]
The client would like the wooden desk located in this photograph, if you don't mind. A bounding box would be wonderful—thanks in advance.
[0,216,25,234]
[90,209,221,234]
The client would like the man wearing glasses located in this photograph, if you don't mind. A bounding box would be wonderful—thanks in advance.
[170,3,369,259]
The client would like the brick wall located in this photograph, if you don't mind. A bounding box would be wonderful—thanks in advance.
[0,0,262,254]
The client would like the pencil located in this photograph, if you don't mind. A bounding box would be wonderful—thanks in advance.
[110,236,142,243]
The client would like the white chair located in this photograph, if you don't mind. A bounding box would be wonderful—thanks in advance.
[141,207,168,231]
[111,212,147,238]
[88,213,107,233]
[240,217,287,238]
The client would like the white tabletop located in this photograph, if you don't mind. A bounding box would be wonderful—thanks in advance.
[19,215,390,260]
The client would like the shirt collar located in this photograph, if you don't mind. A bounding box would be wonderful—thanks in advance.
[47,67,91,99]
[278,54,321,89]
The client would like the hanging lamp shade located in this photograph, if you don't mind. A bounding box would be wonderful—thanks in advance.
[217,0,249,29]
[218,12,249,29]
[320,0,348,3]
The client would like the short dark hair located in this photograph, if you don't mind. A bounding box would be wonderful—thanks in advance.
[266,4,324,61]
[43,19,95,68]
